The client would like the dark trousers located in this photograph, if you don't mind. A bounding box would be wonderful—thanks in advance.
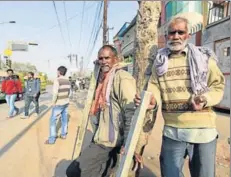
[66,143,119,177]
[24,95,39,116]
[160,136,217,177]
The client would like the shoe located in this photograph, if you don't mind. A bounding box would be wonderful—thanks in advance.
[15,108,19,116]
[21,115,29,119]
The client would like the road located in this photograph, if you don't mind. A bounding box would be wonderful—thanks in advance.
[0,87,229,177]
[0,87,87,177]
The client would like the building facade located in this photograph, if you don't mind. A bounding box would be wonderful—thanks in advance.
[113,22,130,55]
[158,1,209,48]
[202,1,230,110]
[120,16,136,64]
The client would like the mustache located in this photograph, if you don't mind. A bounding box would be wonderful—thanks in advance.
[167,40,183,45]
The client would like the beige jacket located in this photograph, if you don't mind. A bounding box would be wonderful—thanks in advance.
[93,69,137,148]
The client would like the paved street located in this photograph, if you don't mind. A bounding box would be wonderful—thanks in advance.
[0,87,87,177]
[0,86,53,148]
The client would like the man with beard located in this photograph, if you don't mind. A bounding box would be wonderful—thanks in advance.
[134,17,225,177]
[66,45,140,177]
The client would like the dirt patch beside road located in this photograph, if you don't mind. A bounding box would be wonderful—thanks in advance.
[140,111,230,177]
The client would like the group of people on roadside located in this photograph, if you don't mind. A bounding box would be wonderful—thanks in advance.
[2,69,40,119]
[2,16,225,177]
[69,77,87,91]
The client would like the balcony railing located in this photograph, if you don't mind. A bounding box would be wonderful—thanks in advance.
[208,1,230,25]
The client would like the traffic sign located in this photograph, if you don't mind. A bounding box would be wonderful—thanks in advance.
[4,49,12,56]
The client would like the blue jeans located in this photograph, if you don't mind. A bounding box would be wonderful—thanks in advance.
[5,94,18,117]
[160,136,217,177]
[48,104,69,143]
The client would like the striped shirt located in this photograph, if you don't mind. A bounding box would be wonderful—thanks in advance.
[52,76,71,105]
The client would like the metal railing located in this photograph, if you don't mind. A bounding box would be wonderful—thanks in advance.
[208,1,230,25]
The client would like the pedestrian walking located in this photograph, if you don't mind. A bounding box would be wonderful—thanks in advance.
[45,66,71,144]
[2,69,22,118]
[21,72,40,119]
[135,16,225,177]
[75,78,80,91]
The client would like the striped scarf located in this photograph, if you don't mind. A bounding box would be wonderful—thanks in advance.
[90,64,119,115]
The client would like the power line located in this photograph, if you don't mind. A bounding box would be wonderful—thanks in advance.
[85,2,101,55]
[85,1,103,59]
[63,1,72,51]
[86,19,103,68]
[28,2,96,41]
[85,1,104,68]
[77,1,86,50]
[52,1,66,46]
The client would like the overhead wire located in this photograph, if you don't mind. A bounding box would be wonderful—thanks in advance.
[85,2,101,57]
[85,2,104,68]
[77,1,86,51]
[86,19,103,68]
[52,1,66,46]
[63,1,72,51]
[28,2,96,41]
[85,1,103,65]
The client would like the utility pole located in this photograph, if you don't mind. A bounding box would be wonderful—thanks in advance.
[68,54,72,65]
[80,57,84,76]
[75,54,78,69]
[103,0,108,45]
[107,27,114,44]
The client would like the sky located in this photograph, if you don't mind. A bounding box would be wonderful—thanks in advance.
[0,1,138,79]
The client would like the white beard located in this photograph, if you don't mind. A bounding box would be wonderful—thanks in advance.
[101,66,110,73]
[167,39,188,52]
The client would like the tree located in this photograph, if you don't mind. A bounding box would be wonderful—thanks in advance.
[132,1,161,177]
[12,61,38,73]
[110,2,161,177]
[133,1,161,92]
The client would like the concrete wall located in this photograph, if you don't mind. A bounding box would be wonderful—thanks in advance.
[202,17,230,49]
[202,17,230,110]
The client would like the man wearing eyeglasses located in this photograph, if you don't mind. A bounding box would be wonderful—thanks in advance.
[135,16,225,177]
[66,45,139,177]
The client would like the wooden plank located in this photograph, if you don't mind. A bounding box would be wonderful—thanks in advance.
[72,64,100,159]
[116,91,152,177]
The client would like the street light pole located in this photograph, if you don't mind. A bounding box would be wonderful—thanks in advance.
[0,21,16,24]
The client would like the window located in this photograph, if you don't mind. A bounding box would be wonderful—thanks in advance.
[224,47,230,57]
[208,1,230,24]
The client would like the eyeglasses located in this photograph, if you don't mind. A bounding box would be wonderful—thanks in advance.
[168,30,186,35]
[98,56,110,60]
